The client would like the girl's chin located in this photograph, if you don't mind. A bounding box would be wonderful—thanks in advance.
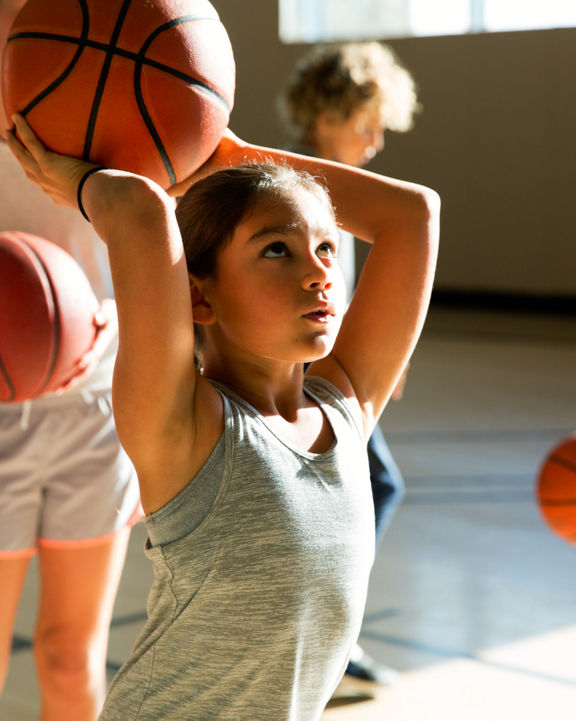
[302,339,335,362]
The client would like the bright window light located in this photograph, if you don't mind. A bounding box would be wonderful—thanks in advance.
[278,0,576,42]
[484,0,576,32]
[409,0,471,37]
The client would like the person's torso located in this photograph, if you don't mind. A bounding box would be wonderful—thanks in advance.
[100,376,375,721]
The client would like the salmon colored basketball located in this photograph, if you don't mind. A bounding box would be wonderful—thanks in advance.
[0,231,99,402]
[536,433,576,544]
[1,0,235,188]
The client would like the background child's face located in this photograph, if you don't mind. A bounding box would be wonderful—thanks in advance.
[315,104,386,168]
[203,187,346,366]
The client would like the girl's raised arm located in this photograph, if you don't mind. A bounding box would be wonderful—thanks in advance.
[8,116,199,491]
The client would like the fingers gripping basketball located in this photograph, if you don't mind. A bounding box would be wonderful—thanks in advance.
[1,0,235,188]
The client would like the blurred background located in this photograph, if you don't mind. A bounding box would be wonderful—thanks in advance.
[220,0,576,306]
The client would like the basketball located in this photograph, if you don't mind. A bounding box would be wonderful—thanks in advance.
[1,0,235,188]
[0,231,99,402]
[536,434,576,544]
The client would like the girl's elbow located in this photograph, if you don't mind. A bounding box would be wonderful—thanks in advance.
[118,174,171,218]
[414,187,441,246]
[427,187,441,214]
[95,174,173,238]
[427,189,441,227]
[395,182,440,234]
[416,186,441,224]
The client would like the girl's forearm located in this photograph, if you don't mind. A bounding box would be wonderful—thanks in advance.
[225,141,439,246]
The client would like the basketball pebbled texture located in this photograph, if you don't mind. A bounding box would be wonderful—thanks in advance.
[0,231,99,402]
[1,0,235,188]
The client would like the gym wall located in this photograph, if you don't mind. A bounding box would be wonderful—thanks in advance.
[216,1,576,301]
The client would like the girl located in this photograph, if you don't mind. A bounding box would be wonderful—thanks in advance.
[8,114,439,720]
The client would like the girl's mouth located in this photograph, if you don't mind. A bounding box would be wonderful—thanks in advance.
[303,310,331,323]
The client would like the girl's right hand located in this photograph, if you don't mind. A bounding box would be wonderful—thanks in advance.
[167,128,248,197]
[6,113,99,211]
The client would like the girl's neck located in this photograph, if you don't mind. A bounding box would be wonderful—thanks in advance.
[203,359,308,419]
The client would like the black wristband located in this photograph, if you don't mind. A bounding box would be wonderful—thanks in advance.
[77,166,105,222]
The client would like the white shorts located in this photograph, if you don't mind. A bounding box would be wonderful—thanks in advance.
[0,390,141,558]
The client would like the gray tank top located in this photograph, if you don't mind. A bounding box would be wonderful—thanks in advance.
[99,377,375,721]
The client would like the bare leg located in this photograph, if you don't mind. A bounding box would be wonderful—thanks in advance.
[35,528,131,721]
[0,555,31,691]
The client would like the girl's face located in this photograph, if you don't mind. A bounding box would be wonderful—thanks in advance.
[202,187,346,366]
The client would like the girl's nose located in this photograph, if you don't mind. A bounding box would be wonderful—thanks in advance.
[301,254,332,291]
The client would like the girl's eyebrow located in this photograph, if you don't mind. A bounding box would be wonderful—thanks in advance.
[248,222,339,244]
[248,225,294,243]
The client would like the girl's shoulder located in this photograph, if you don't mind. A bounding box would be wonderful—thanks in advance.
[305,350,375,443]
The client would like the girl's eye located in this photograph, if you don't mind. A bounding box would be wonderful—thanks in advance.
[317,242,337,258]
[262,242,288,258]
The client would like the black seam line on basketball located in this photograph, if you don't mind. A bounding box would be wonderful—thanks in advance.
[7,18,232,114]
[8,34,231,114]
[133,63,175,185]
[548,454,576,474]
[137,15,231,111]
[83,0,132,160]
[13,0,90,118]
[133,14,226,187]
[0,354,16,401]
[17,239,61,397]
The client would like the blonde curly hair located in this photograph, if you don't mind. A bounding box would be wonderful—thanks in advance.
[279,42,420,141]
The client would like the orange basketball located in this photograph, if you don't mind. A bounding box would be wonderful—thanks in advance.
[1,0,235,188]
[0,231,99,402]
[536,433,576,544]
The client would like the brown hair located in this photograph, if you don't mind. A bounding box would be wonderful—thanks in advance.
[176,163,334,279]
[279,42,420,142]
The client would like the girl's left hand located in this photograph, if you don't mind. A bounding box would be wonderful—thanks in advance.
[6,113,98,211]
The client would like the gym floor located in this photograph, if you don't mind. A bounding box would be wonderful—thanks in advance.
[3,305,576,720]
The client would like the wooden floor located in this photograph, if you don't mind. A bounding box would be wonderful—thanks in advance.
[3,307,576,720]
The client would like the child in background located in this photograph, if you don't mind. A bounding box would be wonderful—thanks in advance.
[9,114,439,720]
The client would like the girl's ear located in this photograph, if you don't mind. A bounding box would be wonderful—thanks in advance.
[189,275,216,325]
